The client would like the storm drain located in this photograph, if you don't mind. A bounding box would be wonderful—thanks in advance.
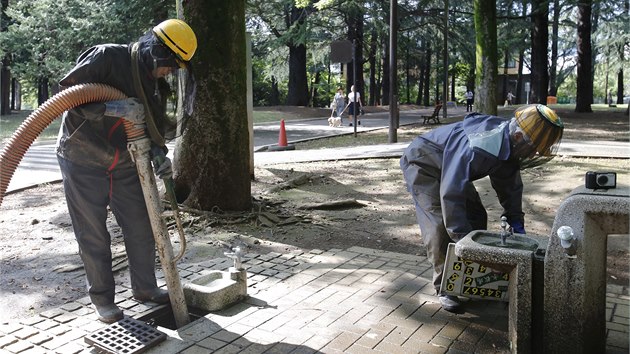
[84,317,166,354]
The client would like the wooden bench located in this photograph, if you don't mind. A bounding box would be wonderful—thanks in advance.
[421,104,442,125]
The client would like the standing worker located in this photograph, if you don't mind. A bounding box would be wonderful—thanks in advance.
[55,19,197,323]
[400,104,563,312]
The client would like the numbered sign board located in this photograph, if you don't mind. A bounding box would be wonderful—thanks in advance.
[440,243,510,301]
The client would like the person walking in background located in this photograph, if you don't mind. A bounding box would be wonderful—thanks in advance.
[345,85,363,127]
[400,104,564,313]
[507,91,515,106]
[55,19,197,323]
[465,89,474,112]
[331,87,346,122]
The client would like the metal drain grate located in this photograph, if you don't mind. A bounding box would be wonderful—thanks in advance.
[84,317,166,354]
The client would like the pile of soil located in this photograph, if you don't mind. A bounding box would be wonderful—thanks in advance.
[0,105,627,321]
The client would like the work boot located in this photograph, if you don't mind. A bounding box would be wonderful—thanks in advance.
[95,304,123,324]
[438,294,462,313]
[133,288,170,304]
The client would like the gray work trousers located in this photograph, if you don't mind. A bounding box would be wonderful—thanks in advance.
[58,157,158,306]
[401,157,487,294]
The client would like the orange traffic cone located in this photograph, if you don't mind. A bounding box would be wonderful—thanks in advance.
[278,119,288,147]
[268,119,295,151]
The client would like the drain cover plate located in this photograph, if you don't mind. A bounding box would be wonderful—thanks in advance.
[84,317,166,354]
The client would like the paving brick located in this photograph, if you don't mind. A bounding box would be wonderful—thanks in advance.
[39,309,64,320]
[456,322,486,345]
[242,328,284,345]
[3,340,34,353]
[53,341,85,354]
[20,346,48,354]
[438,321,466,340]
[0,335,18,349]
[180,344,214,354]
[323,330,362,352]
[375,339,418,354]
[381,325,416,346]
[355,328,392,349]
[11,327,38,341]
[196,337,228,350]
[211,329,242,343]
[0,324,22,336]
[606,329,630,349]
[24,332,51,347]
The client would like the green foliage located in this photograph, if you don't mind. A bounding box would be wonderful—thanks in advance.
[1,0,172,86]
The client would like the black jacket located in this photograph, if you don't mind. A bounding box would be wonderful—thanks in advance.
[56,44,166,171]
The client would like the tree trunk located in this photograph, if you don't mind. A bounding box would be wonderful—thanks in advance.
[368,28,377,106]
[37,77,49,105]
[450,66,456,101]
[346,7,365,105]
[381,36,390,106]
[285,6,309,106]
[423,44,431,106]
[575,0,593,113]
[621,0,629,104]
[270,76,280,106]
[176,0,251,211]
[530,0,549,105]
[287,43,309,106]
[473,0,498,115]
[549,0,560,97]
[0,57,9,115]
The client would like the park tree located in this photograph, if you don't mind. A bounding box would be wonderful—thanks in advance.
[1,0,10,115]
[575,0,593,112]
[175,0,251,211]
[530,0,549,104]
[473,0,498,115]
[247,0,314,106]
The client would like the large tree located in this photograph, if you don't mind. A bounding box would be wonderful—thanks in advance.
[1,0,10,115]
[575,0,593,112]
[473,0,498,115]
[530,0,549,104]
[175,0,251,211]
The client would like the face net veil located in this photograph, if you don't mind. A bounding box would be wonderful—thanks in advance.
[136,32,196,142]
[509,104,564,169]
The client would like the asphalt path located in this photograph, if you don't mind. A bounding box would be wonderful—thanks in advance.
[4,106,629,193]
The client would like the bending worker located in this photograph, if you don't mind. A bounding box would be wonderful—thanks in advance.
[55,19,197,323]
[400,104,563,312]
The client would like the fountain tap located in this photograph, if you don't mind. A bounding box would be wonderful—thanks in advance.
[500,216,513,245]
[224,246,245,270]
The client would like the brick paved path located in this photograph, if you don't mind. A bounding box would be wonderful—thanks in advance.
[0,247,627,353]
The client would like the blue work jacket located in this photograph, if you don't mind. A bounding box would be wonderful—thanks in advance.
[402,113,524,239]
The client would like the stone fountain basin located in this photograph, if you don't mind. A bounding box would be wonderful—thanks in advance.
[455,231,542,273]
[472,232,539,251]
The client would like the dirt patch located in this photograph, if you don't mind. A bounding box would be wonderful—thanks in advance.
[0,106,628,322]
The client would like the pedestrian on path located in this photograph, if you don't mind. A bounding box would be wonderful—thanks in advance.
[55,19,197,323]
[507,91,515,106]
[344,85,363,126]
[331,87,346,122]
[400,104,564,313]
[465,89,474,112]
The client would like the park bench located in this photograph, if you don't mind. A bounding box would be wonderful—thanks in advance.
[421,104,442,125]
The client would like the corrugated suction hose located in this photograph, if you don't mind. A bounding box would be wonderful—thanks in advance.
[0,83,144,206]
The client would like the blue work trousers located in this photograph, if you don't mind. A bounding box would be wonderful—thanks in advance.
[58,157,158,306]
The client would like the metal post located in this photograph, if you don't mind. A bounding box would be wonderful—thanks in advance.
[127,137,190,328]
[352,39,357,137]
[388,0,398,143]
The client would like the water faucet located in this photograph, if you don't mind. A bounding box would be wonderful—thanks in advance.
[500,216,513,245]
[224,246,245,270]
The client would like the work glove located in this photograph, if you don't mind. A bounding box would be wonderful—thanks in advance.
[104,98,145,125]
[153,156,172,180]
[510,220,526,234]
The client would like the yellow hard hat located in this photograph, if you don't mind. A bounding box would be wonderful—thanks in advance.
[514,104,564,156]
[153,19,197,63]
